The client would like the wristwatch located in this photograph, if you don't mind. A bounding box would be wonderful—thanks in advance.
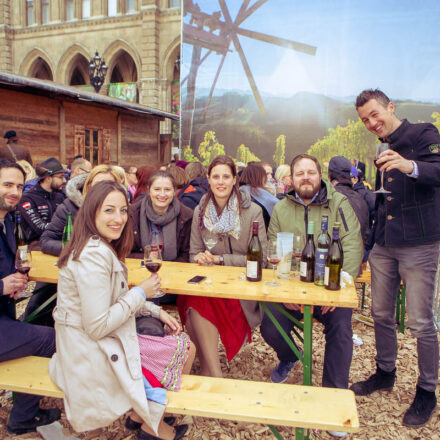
[218,256,224,266]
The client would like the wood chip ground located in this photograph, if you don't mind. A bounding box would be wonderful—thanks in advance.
[1,282,439,439]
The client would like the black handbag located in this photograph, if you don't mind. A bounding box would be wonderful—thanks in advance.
[135,315,165,337]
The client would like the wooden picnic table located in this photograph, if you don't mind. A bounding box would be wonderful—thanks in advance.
[29,251,358,440]
[30,251,358,307]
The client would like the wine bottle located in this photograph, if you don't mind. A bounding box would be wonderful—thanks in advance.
[62,212,73,246]
[15,211,27,248]
[300,221,315,283]
[314,215,330,286]
[325,224,344,291]
[246,221,262,282]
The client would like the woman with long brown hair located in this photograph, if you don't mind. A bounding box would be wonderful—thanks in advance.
[49,181,193,440]
[177,155,267,377]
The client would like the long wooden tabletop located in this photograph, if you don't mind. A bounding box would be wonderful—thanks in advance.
[29,251,358,308]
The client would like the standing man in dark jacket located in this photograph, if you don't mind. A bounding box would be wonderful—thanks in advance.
[18,157,65,243]
[0,160,60,434]
[351,89,440,428]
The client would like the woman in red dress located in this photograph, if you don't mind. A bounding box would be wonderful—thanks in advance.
[177,155,267,377]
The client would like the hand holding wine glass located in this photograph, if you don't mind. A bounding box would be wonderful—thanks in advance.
[266,240,281,287]
[374,143,392,194]
[14,247,32,298]
[144,245,165,298]
[202,231,218,266]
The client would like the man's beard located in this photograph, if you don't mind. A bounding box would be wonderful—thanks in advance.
[51,181,62,191]
[0,194,19,212]
[294,181,320,200]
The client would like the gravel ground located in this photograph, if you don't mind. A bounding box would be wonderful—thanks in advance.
[0,282,439,439]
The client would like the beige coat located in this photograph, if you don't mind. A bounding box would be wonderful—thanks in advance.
[190,190,268,328]
[49,236,164,433]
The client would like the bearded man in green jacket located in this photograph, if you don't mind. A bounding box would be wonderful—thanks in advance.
[261,154,362,437]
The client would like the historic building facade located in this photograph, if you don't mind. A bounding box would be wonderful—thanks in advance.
[0,0,181,138]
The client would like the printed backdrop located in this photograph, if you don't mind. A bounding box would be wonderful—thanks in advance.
[181,0,440,182]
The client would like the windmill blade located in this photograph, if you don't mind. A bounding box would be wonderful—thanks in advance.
[237,27,317,55]
[235,0,251,23]
[219,0,265,114]
[202,51,228,120]
[236,0,267,25]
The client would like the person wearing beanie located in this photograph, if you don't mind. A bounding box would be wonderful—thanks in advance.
[0,130,33,166]
[18,157,66,243]
[328,156,370,247]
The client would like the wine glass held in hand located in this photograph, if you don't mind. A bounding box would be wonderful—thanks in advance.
[202,230,218,266]
[14,247,32,298]
[374,143,392,194]
[144,245,165,298]
[266,240,281,287]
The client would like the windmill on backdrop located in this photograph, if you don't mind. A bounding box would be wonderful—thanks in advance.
[181,0,317,148]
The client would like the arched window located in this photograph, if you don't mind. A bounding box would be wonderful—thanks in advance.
[68,54,90,86]
[29,57,53,80]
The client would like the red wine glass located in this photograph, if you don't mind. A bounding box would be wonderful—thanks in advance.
[14,247,32,298]
[144,245,164,298]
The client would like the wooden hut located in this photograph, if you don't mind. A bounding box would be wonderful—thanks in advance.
[0,72,178,167]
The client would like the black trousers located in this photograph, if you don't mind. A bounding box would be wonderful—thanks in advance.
[0,314,55,423]
[260,303,353,389]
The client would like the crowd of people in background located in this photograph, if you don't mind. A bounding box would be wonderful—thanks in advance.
[1,87,439,439]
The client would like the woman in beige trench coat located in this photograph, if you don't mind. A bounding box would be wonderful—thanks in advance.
[49,181,190,440]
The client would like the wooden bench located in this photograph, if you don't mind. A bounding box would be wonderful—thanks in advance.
[355,270,406,334]
[0,356,359,439]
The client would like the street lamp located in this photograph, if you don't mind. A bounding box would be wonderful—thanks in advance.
[88,51,108,93]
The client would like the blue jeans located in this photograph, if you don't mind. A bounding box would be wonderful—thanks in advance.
[260,304,353,388]
[0,315,55,423]
[369,242,439,391]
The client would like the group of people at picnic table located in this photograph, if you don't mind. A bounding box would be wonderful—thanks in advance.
[1,88,440,439]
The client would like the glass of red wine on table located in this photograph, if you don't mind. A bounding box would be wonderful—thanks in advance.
[144,244,165,298]
[292,235,304,278]
[15,247,32,298]
[374,143,392,194]
[266,239,281,287]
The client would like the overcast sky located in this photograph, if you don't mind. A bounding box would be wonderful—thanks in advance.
[182,0,440,102]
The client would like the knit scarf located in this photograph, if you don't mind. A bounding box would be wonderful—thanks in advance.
[140,196,180,261]
[203,192,241,240]
[241,185,278,216]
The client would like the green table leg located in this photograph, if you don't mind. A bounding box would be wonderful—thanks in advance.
[302,305,313,387]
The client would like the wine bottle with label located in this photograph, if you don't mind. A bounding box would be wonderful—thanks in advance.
[314,215,330,286]
[15,211,28,259]
[300,221,315,282]
[62,212,73,246]
[325,224,344,291]
[246,221,262,282]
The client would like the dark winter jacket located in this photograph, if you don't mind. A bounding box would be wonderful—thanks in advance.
[0,212,17,318]
[39,174,87,256]
[18,183,65,243]
[130,194,193,261]
[352,181,375,227]
[178,176,209,210]
[375,119,440,246]
[334,182,370,245]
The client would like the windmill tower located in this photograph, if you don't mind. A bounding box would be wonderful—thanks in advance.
[182,0,317,148]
